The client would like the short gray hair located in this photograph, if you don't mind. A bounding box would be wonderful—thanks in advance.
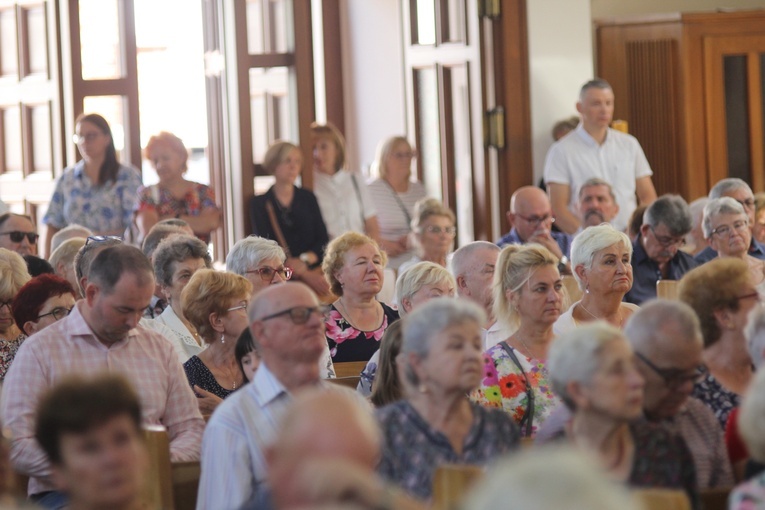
[548,322,627,409]
[50,224,93,253]
[745,305,765,369]
[702,197,746,239]
[401,298,485,386]
[153,235,212,287]
[226,236,286,276]
[450,241,499,277]
[570,224,632,290]
[579,78,612,102]
[709,178,752,199]
[395,262,456,317]
[577,177,615,201]
[643,194,693,236]
[739,369,765,462]
[624,300,702,354]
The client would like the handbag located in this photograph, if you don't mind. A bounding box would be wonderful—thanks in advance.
[499,340,535,437]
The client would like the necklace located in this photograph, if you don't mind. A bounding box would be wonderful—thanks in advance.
[578,301,623,327]
[513,335,538,360]
[336,298,382,331]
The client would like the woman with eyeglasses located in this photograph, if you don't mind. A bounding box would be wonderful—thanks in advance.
[0,213,38,257]
[397,198,456,276]
[181,269,253,414]
[11,274,76,338]
[0,249,30,381]
[150,234,213,363]
[367,137,427,270]
[680,257,758,430]
[701,197,765,290]
[225,236,292,297]
[322,232,399,363]
[42,113,142,256]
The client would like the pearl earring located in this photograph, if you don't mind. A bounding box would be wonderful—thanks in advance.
[221,334,225,344]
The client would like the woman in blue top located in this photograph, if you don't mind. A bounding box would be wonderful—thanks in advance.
[43,113,142,255]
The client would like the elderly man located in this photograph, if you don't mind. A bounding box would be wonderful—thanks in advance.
[451,241,511,349]
[577,177,619,229]
[544,79,657,233]
[498,186,571,272]
[695,178,765,264]
[1,244,204,508]
[198,282,350,509]
[226,235,291,297]
[624,194,698,305]
[0,212,38,256]
[625,300,734,489]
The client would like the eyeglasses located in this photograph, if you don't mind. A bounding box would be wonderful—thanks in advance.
[85,235,123,245]
[649,226,686,248]
[735,198,756,210]
[710,220,749,238]
[635,351,708,389]
[516,213,555,227]
[423,226,457,236]
[736,291,762,303]
[37,306,73,321]
[226,302,249,313]
[72,133,102,144]
[0,301,11,311]
[258,305,330,325]
[0,231,38,244]
[245,266,293,282]
[392,150,417,160]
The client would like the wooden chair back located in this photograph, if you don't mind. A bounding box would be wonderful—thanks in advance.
[699,487,732,510]
[657,280,680,300]
[330,361,368,391]
[143,426,201,510]
[632,488,691,510]
[561,275,583,310]
[432,464,484,510]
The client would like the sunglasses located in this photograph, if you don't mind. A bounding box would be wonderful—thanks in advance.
[0,231,38,244]
[85,235,123,245]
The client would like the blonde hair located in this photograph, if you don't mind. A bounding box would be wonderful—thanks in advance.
[144,131,189,171]
[493,244,560,331]
[181,269,253,343]
[411,197,455,231]
[49,238,86,277]
[371,136,411,180]
[310,122,345,171]
[395,261,456,317]
[0,248,31,300]
[262,141,299,175]
[322,232,387,297]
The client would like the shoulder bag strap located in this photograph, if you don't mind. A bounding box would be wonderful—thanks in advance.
[349,173,366,230]
[382,180,412,226]
[265,199,293,259]
[499,340,535,437]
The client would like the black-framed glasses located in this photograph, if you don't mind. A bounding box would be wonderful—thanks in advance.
[258,305,330,325]
[423,225,457,236]
[85,235,123,245]
[634,351,708,389]
[37,307,73,321]
[649,225,686,248]
[710,220,749,238]
[516,213,555,227]
[735,198,756,210]
[0,231,38,244]
[245,266,293,282]
[0,300,11,311]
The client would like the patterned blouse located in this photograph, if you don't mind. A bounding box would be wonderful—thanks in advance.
[470,342,560,437]
[325,302,399,363]
[135,182,218,243]
[376,399,520,501]
[0,334,25,381]
[692,372,740,429]
[731,472,765,510]
[183,355,237,400]
[43,161,142,235]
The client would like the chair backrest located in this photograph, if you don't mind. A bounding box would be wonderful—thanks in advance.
[657,280,680,300]
[432,464,484,510]
[333,361,367,379]
[699,487,732,510]
[142,426,201,510]
[632,488,691,510]
[561,275,583,309]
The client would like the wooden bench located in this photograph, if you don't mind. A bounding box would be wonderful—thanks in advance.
[330,360,368,390]
[632,488,691,510]
[657,280,680,300]
[432,464,484,510]
[143,426,201,510]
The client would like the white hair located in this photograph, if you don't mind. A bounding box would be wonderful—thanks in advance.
[395,262,455,317]
[570,224,632,291]
[450,241,499,278]
[702,197,746,239]
[226,236,286,275]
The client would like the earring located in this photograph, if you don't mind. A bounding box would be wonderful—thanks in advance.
[585,284,590,294]
[221,333,225,344]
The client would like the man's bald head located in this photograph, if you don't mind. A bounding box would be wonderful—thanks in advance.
[248,281,317,324]
[508,187,555,243]
[510,186,550,214]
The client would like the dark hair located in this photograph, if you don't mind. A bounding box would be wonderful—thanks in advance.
[35,374,142,466]
[12,274,75,330]
[235,328,258,381]
[89,245,154,295]
[73,237,123,296]
[75,113,120,185]
[628,205,647,242]
[579,78,612,101]
[23,255,54,277]
[141,225,184,259]
[370,320,404,407]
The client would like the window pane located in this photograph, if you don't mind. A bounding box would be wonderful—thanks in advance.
[414,66,442,200]
[723,55,750,182]
[82,95,126,154]
[413,0,436,46]
[249,66,293,165]
[24,6,48,76]
[29,102,53,174]
[79,0,122,80]
[444,64,473,243]
[247,0,292,54]
[0,8,17,77]
[2,106,21,173]
[442,0,466,43]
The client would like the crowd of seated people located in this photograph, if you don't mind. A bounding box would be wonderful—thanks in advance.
[6,105,765,510]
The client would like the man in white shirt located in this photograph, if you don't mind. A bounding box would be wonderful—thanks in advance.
[544,78,657,233]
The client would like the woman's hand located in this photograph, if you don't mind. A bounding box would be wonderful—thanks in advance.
[193,385,223,414]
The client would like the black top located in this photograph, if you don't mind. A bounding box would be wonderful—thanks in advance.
[325,302,400,363]
[183,355,236,400]
[624,235,699,305]
[249,186,330,262]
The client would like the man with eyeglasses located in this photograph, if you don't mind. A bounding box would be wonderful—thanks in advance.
[625,194,698,305]
[625,300,734,489]
[498,186,572,273]
[0,212,38,257]
[198,281,364,509]
[695,178,765,264]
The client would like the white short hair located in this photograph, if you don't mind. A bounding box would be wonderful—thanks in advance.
[702,197,746,239]
[395,262,455,317]
[226,236,286,275]
[570,224,632,291]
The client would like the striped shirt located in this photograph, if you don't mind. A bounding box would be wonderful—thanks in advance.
[367,179,426,269]
[1,301,205,496]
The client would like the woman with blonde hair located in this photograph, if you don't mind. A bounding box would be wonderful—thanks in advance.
[0,248,30,380]
[367,136,426,269]
[397,197,456,274]
[471,244,564,437]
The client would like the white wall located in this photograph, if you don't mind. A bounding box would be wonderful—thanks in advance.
[527,0,594,184]
[339,0,407,177]
[591,0,765,18]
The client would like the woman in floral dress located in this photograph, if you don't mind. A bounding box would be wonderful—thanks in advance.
[0,249,31,380]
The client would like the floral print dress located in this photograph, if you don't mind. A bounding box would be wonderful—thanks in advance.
[136,182,218,243]
[470,342,560,437]
[324,302,399,363]
[0,334,26,381]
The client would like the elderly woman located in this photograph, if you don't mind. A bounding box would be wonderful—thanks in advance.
[361,261,456,397]
[0,249,30,380]
[471,244,564,437]
[547,323,698,503]
[151,234,213,362]
[135,131,220,243]
[553,224,637,335]
[48,237,86,292]
[397,198,456,275]
[11,274,76,336]
[367,136,427,270]
[43,113,142,256]
[310,122,380,241]
[702,197,765,289]
[182,269,252,414]
[376,298,519,500]
[323,232,399,363]
[679,257,757,429]
[730,369,765,508]
[226,236,291,298]
[249,141,330,298]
